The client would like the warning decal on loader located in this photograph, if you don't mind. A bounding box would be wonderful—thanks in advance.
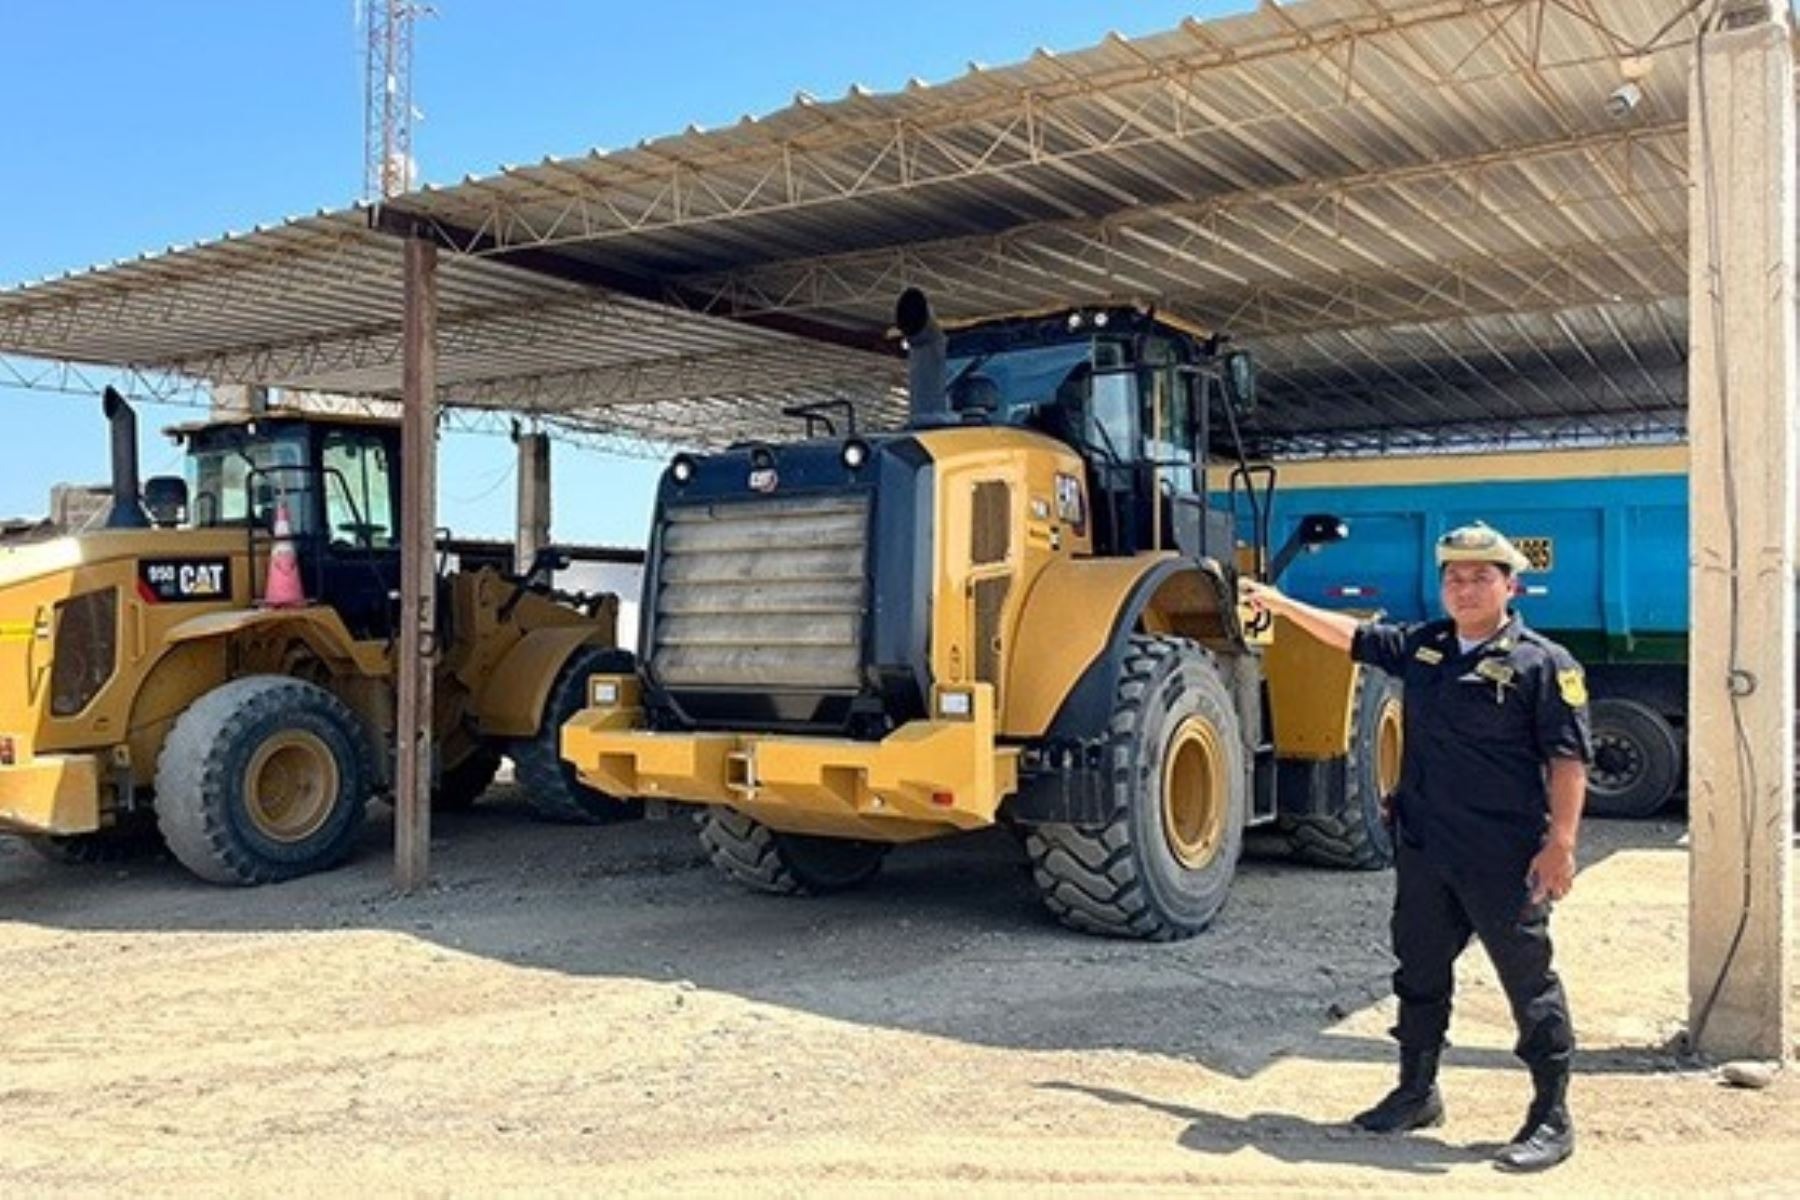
[137,558,232,603]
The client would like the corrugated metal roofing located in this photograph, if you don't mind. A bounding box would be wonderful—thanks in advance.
[0,0,1733,451]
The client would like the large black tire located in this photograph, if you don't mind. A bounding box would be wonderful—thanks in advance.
[25,823,163,866]
[1025,635,1247,941]
[698,808,889,895]
[512,645,644,825]
[434,746,502,813]
[154,676,372,886]
[1587,697,1682,818]
[1279,668,1402,870]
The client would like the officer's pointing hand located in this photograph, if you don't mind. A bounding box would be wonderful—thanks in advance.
[1239,578,1285,616]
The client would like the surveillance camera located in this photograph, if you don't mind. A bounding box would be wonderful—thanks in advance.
[1606,81,1643,119]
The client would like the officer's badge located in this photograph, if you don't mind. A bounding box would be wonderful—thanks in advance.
[1414,646,1444,664]
[1474,657,1518,703]
[1475,658,1516,686]
[1558,668,1588,707]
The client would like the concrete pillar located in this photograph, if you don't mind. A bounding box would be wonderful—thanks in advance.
[395,236,438,892]
[1685,1,1796,1062]
[210,384,268,419]
[515,431,552,575]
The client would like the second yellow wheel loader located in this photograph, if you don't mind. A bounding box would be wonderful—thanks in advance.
[0,392,636,885]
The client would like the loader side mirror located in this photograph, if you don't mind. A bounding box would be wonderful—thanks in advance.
[1267,512,1349,584]
[143,475,189,527]
[1222,350,1257,414]
[1296,512,1348,547]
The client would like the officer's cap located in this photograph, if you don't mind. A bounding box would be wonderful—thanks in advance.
[1436,521,1531,573]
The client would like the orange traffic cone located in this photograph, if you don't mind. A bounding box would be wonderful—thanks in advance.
[263,500,306,608]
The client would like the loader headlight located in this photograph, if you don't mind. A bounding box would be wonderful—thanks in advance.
[841,439,869,470]
[50,589,118,717]
[590,678,621,707]
[670,455,696,485]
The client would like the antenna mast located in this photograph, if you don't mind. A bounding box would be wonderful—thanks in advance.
[363,0,419,199]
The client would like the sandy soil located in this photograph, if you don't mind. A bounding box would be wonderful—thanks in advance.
[2,793,1795,1198]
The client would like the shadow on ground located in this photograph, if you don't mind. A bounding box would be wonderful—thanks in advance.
[1038,1081,1487,1176]
[0,791,1689,1079]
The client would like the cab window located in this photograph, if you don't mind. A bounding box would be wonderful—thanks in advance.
[322,430,395,550]
[186,429,311,533]
[1146,367,1200,494]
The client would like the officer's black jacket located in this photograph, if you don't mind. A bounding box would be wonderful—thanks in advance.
[1351,613,1594,869]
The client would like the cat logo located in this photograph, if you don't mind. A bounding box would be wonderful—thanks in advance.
[1053,472,1086,532]
[137,557,232,604]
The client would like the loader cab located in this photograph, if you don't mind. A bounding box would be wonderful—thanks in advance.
[939,308,1260,565]
[178,415,402,639]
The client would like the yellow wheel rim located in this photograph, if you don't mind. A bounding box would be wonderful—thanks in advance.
[244,731,339,842]
[1376,697,1404,796]
[1161,715,1229,870]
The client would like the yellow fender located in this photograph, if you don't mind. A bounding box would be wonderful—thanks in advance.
[474,625,611,739]
[1003,553,1241,739]
[162,607,387,676]
[1263,613,1363,760]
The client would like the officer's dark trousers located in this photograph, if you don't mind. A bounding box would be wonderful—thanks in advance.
[1390,839,1574,1069]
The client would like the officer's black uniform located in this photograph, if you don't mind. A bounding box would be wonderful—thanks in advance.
[1351,612,1592,1083]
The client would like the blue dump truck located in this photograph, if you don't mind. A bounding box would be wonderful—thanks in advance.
[1234,445,1689,818]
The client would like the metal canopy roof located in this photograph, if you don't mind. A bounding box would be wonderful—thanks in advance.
[0,0,1720,453]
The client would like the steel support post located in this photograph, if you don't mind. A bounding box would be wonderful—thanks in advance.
[396,235,439,892]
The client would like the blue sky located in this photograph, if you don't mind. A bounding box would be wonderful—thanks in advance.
[1,0,1242,545]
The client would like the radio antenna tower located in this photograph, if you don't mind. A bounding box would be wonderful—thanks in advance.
[362,0,423,199]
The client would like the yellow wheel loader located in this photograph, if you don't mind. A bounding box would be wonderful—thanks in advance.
[0,390,635,885]
[562,290,1400,939]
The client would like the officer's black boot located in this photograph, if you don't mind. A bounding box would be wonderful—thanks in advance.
[1494,1063,1574,1172]
[1352,1046,1445,1133]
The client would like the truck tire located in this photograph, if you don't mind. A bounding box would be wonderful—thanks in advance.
[1279,669,1402,870]
[513,645,644,825]
[698,807,888,895]
[154,676,372,886]
[1025,635,1246,941]
[434,746,501,812]
[1587,697,1682,818]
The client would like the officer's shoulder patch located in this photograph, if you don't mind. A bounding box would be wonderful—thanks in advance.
[1557,668,1588,707]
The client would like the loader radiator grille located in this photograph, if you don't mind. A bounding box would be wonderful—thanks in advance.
[971,481,1011,566]
[972,575,1009,687]
[651,494,870,691]
[50,589,117,717]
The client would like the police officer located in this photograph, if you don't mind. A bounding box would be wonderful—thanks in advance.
[1241,521,1591,1173]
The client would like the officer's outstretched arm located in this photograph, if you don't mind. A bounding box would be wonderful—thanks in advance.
[1239,579,1357,652]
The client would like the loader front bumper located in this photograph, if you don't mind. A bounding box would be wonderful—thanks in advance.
[0,752,101,836]
[559,676,1018,843]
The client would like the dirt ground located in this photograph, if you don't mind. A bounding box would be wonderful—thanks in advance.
[2,790,1795,1198]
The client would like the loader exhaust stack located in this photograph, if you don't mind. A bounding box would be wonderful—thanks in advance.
[102,387,150,529]
[896,287,949,426]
